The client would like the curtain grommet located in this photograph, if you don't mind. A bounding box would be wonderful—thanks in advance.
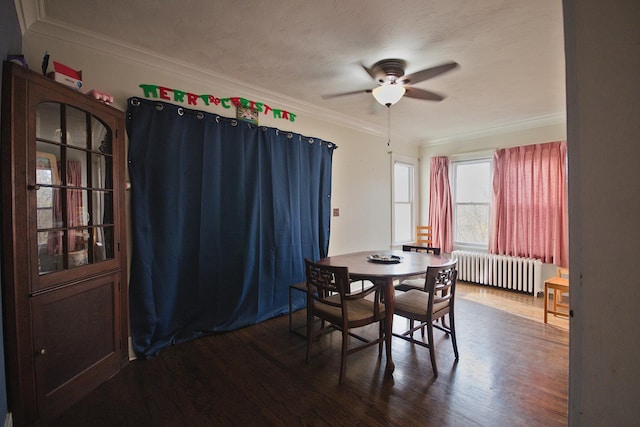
[231,119,238,127]
[155,103,164,111]
[131,98,140,106]
[196,112,204,120]
[177,108,184,116]
[215,116,220,123]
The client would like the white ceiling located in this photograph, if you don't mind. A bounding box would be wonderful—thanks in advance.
[18,0,566,145]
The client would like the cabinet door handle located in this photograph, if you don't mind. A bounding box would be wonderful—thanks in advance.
[28,184,41,191]
[39,348,46,355]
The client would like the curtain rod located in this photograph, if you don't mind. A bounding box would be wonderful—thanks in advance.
[129,97,337,149]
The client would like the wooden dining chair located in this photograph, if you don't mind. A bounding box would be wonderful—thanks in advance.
[304,259,386,383]
[392,262,459,377]
[395,245,442,292]
[415,225,433,246]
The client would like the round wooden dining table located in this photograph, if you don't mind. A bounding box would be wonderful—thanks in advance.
[317,249,455,375]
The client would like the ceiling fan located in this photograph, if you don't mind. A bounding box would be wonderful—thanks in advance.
[323,59,459,106]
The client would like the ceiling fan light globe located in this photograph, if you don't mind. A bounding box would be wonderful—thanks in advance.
[372,84,406,106]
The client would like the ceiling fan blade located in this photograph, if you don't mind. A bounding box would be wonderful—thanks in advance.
[404,87,445,101]
[322,88,373,99]
[399,61,459,85]
[361,63,377,80]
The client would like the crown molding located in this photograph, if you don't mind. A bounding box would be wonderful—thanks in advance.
[13,0,43,33]
[422,113,566,147]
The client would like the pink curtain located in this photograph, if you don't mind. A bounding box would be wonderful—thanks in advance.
[489,141,568,266]
[428,156,453,253]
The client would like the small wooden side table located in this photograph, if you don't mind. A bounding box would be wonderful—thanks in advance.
[544,276,569,323]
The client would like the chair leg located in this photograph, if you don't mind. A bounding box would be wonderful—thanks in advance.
[426,322,438,377]
[378,320,384,356]
[306,309,314,362]
[339,327,348,383]
[449,312,459,360]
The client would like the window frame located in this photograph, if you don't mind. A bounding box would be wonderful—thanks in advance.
[391,154,418,246]
[450,155,493,251]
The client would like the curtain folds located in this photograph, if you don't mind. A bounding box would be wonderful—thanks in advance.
[489,141,568,266]
[126,98,335,358]
[428,156,453,253]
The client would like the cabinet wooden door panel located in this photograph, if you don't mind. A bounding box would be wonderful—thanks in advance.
[1,62,128,426]
[32,273,122,420]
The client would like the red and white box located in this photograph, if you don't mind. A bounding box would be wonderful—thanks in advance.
[47,61,83,91]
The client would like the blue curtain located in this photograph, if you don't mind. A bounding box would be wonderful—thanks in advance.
[126,98,335,358]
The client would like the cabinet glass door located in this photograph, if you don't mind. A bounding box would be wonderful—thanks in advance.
[35,102,115,276]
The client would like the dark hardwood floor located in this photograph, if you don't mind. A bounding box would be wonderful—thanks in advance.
[50,283,569,427]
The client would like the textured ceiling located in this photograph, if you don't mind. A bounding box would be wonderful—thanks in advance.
[27,0,566,145]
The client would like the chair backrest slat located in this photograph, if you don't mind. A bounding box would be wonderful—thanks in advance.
[424,262,458,312]
[416,225,433,246]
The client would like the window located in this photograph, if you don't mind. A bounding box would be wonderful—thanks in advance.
[392,157,418,245]
[451,159,491,248]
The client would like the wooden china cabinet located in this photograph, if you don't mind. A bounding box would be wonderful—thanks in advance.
[1,62,128,425]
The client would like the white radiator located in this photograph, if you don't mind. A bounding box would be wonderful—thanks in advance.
[451,250,543,295]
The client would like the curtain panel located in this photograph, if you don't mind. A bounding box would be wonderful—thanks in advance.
[489,141,568,266]
[126,98,335,358]
[428,156,453,253]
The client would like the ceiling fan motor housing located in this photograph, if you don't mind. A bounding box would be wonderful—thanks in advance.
[372,59,406,84]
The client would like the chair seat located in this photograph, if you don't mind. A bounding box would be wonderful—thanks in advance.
[395,278,423,292]
[395,289,449,319]
[314,294,385,324]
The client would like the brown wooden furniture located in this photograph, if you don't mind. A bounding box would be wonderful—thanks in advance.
[544,268,570,323]
[555,267,570,309]
[1,62,128,425]
[415,225,433,246]
[396,245,442,291]
[316,250,454,375]
[304,259,386,383]
[393,262,459,377]
[401,244,441,255]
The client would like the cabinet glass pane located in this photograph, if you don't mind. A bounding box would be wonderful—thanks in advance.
[38,231,63,274]
[35,146,61,185]
[91,117,111,154]
[36,102,62,142]
[92,226,114,262]
[66,148,88,187]
[36,186,55,229]
[92,191,113,225]
[91,153,112,189]
[66,106,88,149]
[69,229,89,269]
[68,189,90,227]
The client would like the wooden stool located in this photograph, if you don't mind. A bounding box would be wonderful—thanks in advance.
[544,275,569,323]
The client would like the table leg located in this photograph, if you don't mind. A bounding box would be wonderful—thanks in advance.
[384,277,395,374]
[544,282,549,323]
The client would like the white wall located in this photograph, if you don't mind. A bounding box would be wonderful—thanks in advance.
[564,0,640,425]
[22,29,419,257]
